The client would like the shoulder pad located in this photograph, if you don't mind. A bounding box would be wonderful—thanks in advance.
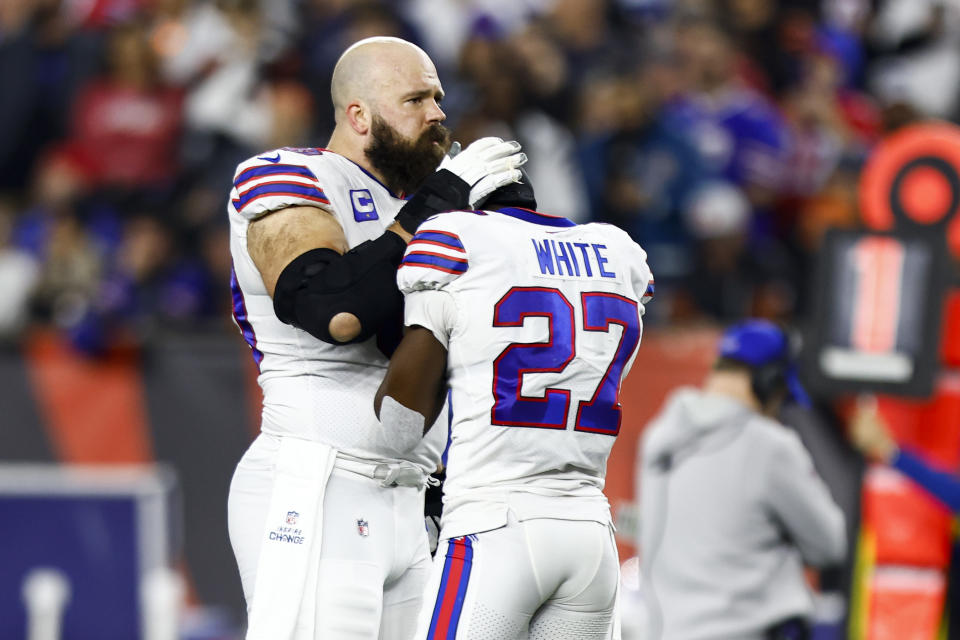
[398,215,470,293]
[230,148,331,220]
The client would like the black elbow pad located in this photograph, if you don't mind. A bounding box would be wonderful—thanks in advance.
[273,232,406,345]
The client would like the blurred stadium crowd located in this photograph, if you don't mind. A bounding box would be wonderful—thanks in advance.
[0,0,958,355]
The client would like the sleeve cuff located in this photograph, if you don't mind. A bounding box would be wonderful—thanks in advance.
[890,447,926,477]
[403,289,456,350]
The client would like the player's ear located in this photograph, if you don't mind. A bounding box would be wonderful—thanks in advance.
[346,100,370,136]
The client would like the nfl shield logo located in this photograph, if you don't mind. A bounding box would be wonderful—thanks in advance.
[286,511,299,525]
[357,519,370,537]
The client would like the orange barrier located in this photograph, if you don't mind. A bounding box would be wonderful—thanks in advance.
[23,329,153,464]
[866,568,946,640]
[862,465,951,568]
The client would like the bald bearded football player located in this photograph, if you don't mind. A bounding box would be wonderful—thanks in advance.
[226,37,526,640]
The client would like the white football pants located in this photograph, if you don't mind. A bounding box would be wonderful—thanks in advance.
[228,433,431,639]
[415,512,620,639]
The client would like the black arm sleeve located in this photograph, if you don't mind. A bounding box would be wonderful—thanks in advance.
[273,231,407,346]
[393,168,471,234]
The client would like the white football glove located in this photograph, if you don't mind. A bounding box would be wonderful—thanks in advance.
[439,137,527,208]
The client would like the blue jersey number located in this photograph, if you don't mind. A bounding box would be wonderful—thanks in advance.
[491,287,641,435]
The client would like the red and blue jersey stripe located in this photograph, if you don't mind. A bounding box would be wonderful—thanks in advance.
[232,162,329,214]
[233,181,330,213]
[409,230,466,253]
[428,536,474,639]
[401,251,468,275]
[233,163,318,190]
[230,267,263,370]
[643,279,655,302]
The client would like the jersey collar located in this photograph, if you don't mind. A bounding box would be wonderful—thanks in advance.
[320,148,406,199]
[495,207,576,228]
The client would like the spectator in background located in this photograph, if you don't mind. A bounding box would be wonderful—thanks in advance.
[663,16,791,216]
[151,0,283,214]
[720,0,786,94]
[30,213,103,345]
[577,58,705,311]
[0,199,39,339]
[638,320,846,640]
[0,0,101,191]
[452,18,590,221]
[12,148,101,339]
[781,48,878,200]
[867,0,960,121]
[402,0,543,70]
[98,212,218,327]
[542,0,635,92]
[175,0,307,155]
[150,0,316,298]
[149,0,239,89]
[679,180,754,320]
[68,20,183,196]
[673,178,799,322]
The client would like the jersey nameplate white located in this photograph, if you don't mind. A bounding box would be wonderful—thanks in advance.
[529,235,622,283]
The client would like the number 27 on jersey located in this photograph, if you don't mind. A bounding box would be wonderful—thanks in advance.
[491,286,641,436]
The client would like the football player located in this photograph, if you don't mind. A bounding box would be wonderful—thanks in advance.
[226,36,526,640]
[375,174,654,639]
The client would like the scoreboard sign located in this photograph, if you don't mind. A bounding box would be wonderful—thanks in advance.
[803,229,948,397]
[805,122,960,397]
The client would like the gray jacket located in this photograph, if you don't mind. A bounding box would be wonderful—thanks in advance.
[637,388,846,640]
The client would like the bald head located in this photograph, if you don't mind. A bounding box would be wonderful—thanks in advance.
[331,37,437,118]
[325,36,446,182]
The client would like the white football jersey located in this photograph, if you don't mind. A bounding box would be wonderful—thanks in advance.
[228,146,444,471]
[397,207,654,538]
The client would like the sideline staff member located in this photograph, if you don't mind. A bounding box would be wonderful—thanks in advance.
[638,320,846,640]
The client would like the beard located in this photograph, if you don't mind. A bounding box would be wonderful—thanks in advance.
[364,115,451,195]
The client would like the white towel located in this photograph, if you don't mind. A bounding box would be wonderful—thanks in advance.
[246,438,337,640]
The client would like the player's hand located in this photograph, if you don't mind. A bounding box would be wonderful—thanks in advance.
[440,137,527,207]
[393,138,526,234]
[850,395,897,463]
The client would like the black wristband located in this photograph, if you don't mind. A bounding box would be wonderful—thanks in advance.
[394,169,471,234]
